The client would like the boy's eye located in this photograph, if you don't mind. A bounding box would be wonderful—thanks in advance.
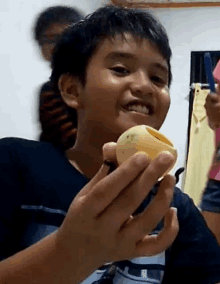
[151,76,166,85]
[111,66,129,75]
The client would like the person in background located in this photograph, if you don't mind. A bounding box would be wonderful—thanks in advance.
[33,5,84,150]
[34,5,84,63]
[200,87,220,244]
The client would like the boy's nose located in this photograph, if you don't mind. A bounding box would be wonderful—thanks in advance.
[130,72,154,97]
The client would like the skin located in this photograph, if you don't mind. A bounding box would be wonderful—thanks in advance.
[60,34,171,179]
[0,34,179,283]
[205,85,220,130]
[202,211,220,245]
[202,85,220,245]
[40,23,70,62]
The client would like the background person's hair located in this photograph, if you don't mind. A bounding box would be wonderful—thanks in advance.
[39,82,77,150]
[33,5,84,46]
[48,4,172,149]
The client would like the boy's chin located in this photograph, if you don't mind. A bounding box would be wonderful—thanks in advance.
[120,123,161,133]
[117,110,163,132]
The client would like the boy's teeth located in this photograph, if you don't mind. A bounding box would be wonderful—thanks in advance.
[127,104,149,115]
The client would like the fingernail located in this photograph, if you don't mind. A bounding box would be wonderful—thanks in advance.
[160,151,174,161]
[134,151,151,164]
[161,150,172,156]
[134,151,149,158]
[171,207,178,214]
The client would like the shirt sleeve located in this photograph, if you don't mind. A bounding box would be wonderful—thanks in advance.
[0,138,23,260]
[163,188,220,284]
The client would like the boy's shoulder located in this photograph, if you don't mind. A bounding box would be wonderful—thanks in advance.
[0,137,39,146]
[0,137,62,153]
[0,137,65,167]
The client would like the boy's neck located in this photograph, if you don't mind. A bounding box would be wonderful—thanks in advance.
[66,144,104,180]
[66,124,120,179]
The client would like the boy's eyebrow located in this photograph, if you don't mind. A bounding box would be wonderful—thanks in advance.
[106,51,137,60]
[105,51,168,73]
[153,63,169,74]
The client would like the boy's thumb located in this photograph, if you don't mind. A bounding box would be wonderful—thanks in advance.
[102,142,118,166]
[77,142,118,198]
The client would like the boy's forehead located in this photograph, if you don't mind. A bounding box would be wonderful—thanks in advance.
[94,33,168,68]
[99,33,145,52]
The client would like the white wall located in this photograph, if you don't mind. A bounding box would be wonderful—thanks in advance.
[1,2,219,189]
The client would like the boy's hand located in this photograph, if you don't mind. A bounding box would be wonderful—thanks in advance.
[205,85,220,130]
[56,142,179,272]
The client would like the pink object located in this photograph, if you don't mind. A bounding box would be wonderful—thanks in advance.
[213,60,220,83]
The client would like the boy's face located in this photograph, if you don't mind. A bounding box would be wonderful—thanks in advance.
[69,34,170,141]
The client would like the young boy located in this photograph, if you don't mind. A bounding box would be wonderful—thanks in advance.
[0,5,220,284]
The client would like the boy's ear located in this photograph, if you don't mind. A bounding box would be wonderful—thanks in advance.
[58,73,82,110]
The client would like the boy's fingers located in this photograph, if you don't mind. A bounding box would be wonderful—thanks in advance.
[205,100,220,129]
[101,153,175,229]
[76,162,111,198]
[87,152,150,215]
[133,207,179,258]
[102,142,118,166]
[77,142,118,198]
[206,92,220,104]
[207,102,220,110]
[124,174,175,239]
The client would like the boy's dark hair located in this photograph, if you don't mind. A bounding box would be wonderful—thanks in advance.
[51,5,172,89]
[34,5,84,45]
[46,5,172,149]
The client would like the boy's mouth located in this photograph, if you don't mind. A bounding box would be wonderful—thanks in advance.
[122,102,154,116]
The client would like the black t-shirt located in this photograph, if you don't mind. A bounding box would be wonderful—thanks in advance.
[1,137,220,284]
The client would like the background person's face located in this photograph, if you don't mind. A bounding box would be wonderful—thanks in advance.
[40,22,70,62]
